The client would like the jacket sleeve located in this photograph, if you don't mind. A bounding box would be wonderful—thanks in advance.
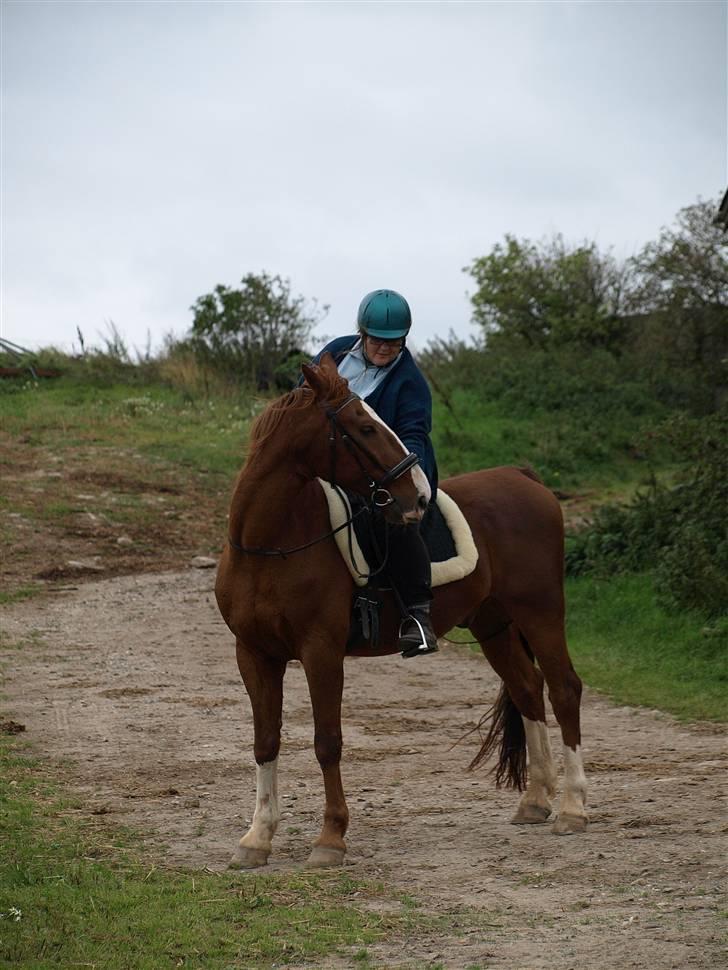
[391,377,433,465]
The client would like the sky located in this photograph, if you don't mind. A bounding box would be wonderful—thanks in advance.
[1,0,726,356]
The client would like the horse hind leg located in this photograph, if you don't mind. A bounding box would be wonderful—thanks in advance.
[515,606,588,835]
[469,615,557,825]
[229,643,286,869]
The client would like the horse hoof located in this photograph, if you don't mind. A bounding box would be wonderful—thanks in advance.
[228,846,269,869]
[306,846,345,868]
[511,803,552,825]
[552,813,588,835]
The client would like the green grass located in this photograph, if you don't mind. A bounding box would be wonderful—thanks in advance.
[565,573,727,721]
[0,738,433,969]
[0,379,258,480]
[0,587,43,607]
[3,372,661,496]
[432,388,661,491]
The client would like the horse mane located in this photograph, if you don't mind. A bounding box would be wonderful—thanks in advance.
[246,367,351,461]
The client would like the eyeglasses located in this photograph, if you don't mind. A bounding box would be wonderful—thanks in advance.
[365,336,402,349]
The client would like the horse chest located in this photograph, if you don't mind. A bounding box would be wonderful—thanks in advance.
[224,560,322,645]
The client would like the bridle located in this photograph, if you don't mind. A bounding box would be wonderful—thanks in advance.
[325,394,420,510]
[228,392,421,558]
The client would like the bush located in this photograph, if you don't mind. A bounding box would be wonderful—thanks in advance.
[566,411,728,616]
[189,272,326,388]
[420,334,661,420]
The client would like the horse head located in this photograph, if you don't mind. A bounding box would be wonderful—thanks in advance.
[301,353,430,524]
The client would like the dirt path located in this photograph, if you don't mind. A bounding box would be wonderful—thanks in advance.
[2,569,726,969]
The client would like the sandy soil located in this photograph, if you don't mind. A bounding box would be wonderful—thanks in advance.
[1,569,726,969]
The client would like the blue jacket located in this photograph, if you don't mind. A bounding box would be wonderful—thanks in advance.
[310,335,438,495]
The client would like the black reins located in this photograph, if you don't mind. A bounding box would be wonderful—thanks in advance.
[227,392,420,559]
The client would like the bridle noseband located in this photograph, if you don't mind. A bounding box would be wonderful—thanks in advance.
[228,391,421,558]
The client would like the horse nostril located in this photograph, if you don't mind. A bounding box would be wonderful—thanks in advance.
[418,494,428,511]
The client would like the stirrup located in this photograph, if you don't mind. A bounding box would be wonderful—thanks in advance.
[398,608,439,659]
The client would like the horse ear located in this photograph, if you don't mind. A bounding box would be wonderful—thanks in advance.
[318,352,338,376]
[301,361,325,398]
[301,353,338,400]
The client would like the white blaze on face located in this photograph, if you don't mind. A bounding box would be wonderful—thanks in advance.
[239,758,280,852]
[360,400,432,504]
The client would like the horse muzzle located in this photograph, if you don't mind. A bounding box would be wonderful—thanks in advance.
[392,492,428,525]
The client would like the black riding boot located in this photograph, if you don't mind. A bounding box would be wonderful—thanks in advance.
[399,602,439,658]
[383,521,438,659]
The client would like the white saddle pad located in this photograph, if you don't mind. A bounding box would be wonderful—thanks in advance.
[317,480,478,588]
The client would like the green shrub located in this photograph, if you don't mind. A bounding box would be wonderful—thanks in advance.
[566,412,728,616]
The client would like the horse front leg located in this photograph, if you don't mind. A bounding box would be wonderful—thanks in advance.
[302,648,349,867]
[229,641,286,869]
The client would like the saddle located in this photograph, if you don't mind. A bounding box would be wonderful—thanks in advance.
[317,479,479,589]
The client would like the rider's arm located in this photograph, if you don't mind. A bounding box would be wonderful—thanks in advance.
[392,377,432,468]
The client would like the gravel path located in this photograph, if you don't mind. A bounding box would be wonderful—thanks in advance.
[2,569,726,969]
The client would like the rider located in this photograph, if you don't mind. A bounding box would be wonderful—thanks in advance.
[307,289,439,658]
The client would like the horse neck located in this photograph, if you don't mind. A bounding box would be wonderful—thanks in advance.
[229,419,319,548]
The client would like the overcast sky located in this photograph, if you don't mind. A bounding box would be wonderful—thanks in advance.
[2,0,726,355]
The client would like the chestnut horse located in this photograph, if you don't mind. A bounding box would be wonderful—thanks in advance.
[215,354,587,869]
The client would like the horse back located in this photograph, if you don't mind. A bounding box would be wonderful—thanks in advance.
[440,466,564,600]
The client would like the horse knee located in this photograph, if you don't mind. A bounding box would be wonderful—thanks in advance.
[254,733,281,765]
[547,669,583,747]
[314,730,342,768]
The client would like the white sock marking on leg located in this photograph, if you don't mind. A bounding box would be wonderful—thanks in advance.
[560,744,588,818]
[240,758,280,852]
[523,717,557,802]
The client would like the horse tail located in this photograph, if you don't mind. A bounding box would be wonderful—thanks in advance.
[467,683,527,791]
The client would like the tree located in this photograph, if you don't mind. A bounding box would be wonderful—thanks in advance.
[190,273,327,388]
[465,235,632,353]
[628,198,728,398]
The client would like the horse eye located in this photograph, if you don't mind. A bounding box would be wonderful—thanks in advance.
[361,425,376,436]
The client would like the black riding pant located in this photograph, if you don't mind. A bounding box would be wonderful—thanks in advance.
[369,510,432,608]
[387,522,433,606]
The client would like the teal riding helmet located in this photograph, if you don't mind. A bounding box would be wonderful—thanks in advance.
[356,289,412,339]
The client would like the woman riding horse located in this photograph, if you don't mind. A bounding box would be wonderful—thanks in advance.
[307,288,439,658]
[218,343,588,869]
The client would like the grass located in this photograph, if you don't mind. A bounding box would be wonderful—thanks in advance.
[2,371,659,497]
[0,587,43,607]
[565,573,727,722]
[0,737,435,969]
[431,386,662,491]
[0,379,258,480]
